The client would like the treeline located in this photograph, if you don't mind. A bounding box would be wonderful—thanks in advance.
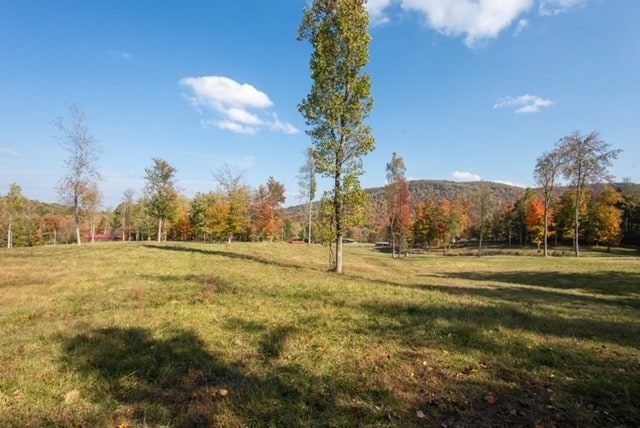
[345,182,640,250]
[2,177,640,249]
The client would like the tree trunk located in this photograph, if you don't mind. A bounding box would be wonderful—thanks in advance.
[54,229,57,246]
[335,235,343,273]
[157,218,162,243]
[307,199,313,245]
[334,170,343,274]
[574,200,580,257]
[7,215,11,249]
[543,203,549,257]
[75,224,81,246]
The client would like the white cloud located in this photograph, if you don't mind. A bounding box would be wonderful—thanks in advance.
[452,171,482,181]
[495,179,526,188]
[399,0,535,48]
[514,18,529,36]
[269,113,299,135]
[539,0,586,16]
[493,94,553,114]
[367,0,394,25]
[179,75,298,135]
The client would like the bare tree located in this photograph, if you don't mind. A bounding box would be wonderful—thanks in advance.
[386,152,410,258]
[297,147,317,244]
[121,189,136,241]
[56,104,101,245]
[534,150,561,256]
[556,131,621,257]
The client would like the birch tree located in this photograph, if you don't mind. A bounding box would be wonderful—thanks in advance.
[385,153,411,257]
[534,150,561,256]
[56,104,101,245]
[298,0,375,273]
[297,147,317,244]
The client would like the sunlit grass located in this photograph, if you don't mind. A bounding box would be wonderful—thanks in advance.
[1,242,639,426]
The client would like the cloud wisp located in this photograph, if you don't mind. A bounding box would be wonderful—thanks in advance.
[0,147,20,157]
[180,76,298,135]
[494,94,553,114]
[539,0,587,16]
[452,171,482,182]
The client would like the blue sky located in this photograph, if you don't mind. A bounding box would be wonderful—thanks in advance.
[1,0,638,207]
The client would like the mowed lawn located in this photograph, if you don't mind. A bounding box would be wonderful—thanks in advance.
[1,243,639,427]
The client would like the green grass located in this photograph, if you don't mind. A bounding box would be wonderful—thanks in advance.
[1,242,639,427]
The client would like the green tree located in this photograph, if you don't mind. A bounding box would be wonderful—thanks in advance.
[144,158,179,242]
[556,131,621,256]
[55,104,102,245]
[298,0,375,273]
[534,150,561,256]
[190,192,217,241]
[4,183,27,248]
[297,147,317,244]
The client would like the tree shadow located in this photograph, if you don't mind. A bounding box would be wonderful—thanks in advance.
[357,300,640,426]
[60,326,239,426]
[441,270,640,297]
[143,244,312,272]
[59,325,396,427]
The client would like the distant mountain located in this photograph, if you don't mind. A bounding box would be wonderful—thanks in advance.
[286,179,527,215]
[366,179,526,207]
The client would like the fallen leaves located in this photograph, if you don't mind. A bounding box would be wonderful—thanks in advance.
[483,393,498,405]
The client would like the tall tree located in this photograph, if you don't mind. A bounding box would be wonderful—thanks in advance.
[298,0,375,273]
[385,153,411,257]
[5,183,27,248]
[297,147,317,244]
[534,150,561,256]
[55,104,101,245]
[144,158,179,242]
[556,131,621,256]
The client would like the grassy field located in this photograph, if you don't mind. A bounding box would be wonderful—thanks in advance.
[1,242,639,427]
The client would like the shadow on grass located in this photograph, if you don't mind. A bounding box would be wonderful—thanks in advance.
[59,326,395,427]
[358,300,640,426]
[441,270,640,298]
[143,243,311,272]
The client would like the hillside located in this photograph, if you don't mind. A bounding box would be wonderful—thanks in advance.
[287,179,526,215]
[368,179,526,206]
